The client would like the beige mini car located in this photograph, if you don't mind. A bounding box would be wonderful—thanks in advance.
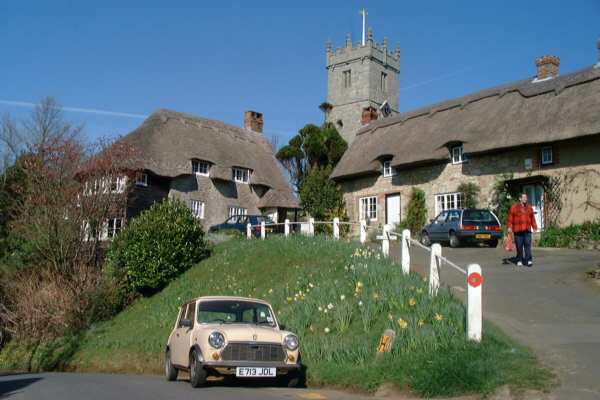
[165,296,302,388]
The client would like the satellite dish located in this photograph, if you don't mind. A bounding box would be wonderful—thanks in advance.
[379,101,392,118]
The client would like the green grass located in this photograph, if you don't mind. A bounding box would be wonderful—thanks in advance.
[1,236,553,396]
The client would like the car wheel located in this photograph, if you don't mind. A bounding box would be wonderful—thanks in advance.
[165,350,178,381]
[489,239,499,248]
[189,351,207,388]
[449,232,460,248]
[421,232,431,246]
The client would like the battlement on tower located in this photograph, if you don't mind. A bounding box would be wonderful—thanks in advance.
[326,28,400,72]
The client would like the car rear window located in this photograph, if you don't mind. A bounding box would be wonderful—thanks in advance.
[462,210,498,224]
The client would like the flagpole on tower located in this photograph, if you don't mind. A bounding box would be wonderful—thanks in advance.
[360,8,367,46]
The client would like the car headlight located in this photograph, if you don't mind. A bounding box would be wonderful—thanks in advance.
[208,331,225,349]
[284,334,299,351]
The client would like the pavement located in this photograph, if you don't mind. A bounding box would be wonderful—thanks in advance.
[389,243,600,400]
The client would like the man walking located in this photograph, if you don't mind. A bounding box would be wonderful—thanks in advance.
[507,193,538,267]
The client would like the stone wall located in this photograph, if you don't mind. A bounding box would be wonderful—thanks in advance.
[338,135,600,231]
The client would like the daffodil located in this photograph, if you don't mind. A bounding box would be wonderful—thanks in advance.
[387,313,393,321]
[409,298,417,307]
[340,295,346,301]
[268,288,273,294]
[358,300,363,306]
[324,327,330,333]
[327,303,334,310]
[435,313,444,321]
[397,318,408,330]
[418,319,425,327]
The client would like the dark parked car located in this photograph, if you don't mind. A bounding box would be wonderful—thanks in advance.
[209,215,275,237]
[421,209,502,248]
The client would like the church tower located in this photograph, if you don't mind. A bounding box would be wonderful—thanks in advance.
[325,12,400,144]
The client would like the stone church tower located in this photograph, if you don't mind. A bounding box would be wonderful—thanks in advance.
[325,27,400,144]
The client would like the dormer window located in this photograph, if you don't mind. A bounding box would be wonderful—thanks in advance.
[541,146,553,165]
[233,167,250,184]
[192,160,210,176]
[382,160,395,177]
[451,145,465,164]
[135,172,148,187]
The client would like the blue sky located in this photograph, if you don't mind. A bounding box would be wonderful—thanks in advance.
[1,0,598,146]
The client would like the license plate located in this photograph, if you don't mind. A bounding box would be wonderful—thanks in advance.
[235,367,276,377]
[476,234,491,239]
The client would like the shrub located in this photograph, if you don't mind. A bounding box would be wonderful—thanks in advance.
[457,182,480,209]
[404,188,427,236]
[105,199,210,295]
[539,220,600,248]
[300,165,347,235]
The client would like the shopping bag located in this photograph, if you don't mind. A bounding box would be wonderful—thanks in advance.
[503,232,515,252]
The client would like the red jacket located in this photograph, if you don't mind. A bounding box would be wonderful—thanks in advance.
[507,203,537,233]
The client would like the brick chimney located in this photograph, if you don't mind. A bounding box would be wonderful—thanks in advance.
[244,111,263,133]
[535,55,560,80]
[361,106,378,125]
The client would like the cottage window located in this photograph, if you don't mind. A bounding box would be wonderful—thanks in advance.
[359,196,378,221]
[451,145,464,164]
[106,218,123,239]
[135,172,148,187]
[382,161,395,177]
[233,167,250,184]
[343,70,352,88]
[381,72,388,92]
[435,192,464,215]
[228,206,247,218]
[192,160,210,176]
[190,200,205,219]
[541,146,553,165]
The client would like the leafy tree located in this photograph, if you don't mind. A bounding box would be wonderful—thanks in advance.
[105,199,210,295]
[457,182,480,209]
[276,123,347,192]
[404,188,427,236]
[299,165,346,226]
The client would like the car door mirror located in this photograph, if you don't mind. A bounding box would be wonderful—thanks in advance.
[180,319,193,328]
[430,219,435,224]
[279,324,286,331]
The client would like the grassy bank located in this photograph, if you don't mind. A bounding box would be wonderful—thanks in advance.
[0,237,553,396]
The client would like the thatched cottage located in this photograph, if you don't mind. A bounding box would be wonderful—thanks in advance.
[331,44,600,233]
[118,109,299,231]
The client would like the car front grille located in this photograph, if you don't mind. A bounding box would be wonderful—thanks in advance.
[221,342,285,362]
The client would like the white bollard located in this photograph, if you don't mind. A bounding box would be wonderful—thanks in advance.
[467,264,483,342]
[359,219,367,244]
[284,219,290,237]
[246,223,252,239]
[381,224,391,257]
[309,217,315,237]
[429,243,441,296]
[333,217,340,240]
[260,221,266,240]
[401,229,411,275]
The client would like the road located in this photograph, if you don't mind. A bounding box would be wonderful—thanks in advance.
[390,243,600,400]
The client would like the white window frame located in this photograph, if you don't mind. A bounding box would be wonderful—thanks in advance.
[359,196,378,221]
[192,160,210,176]
[451,145,465,164]
[541,146,553,165]
[228,206,247,218]
[435,192,464,215]
[99,217,123,241]
[190,200,205,219]
[232,167,250,184]
[382,160,395,177]
[135,172,148,187]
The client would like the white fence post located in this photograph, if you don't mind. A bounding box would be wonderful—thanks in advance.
[284,219,290,237]
[309,217,315,237]
[429,243,441,296]
[260,221,266,240]
[333,217,340,240]
[401,229,411,275]
[246,223,252,239]
[359,219,367,244]
[467,264,483,342]
[381,224,391,257]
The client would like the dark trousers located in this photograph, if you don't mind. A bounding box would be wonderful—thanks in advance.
[514,231,532,264]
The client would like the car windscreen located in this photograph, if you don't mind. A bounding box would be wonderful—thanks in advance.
[462,210,498,225]
[197,300,276,327]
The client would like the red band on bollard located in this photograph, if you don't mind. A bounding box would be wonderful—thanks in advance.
[468,272,483,288]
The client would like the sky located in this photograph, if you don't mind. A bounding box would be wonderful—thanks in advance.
[1,0,599,147]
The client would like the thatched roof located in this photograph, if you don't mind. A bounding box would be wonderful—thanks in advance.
[331,65,600,180]
[121,109,299,208]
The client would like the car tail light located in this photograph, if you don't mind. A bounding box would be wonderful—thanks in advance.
[461,224,478,231]
[486,225,502,231]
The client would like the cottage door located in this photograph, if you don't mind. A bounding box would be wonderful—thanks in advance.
[523,184,544,232]
[386,194,401,228]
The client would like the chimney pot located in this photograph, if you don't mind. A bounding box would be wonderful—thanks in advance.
[361,106,378,126]
[535,55,560,80]
[244,111,263,133]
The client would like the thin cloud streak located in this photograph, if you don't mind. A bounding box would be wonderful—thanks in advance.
[400,64,481,91]
[0,100,148,119]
